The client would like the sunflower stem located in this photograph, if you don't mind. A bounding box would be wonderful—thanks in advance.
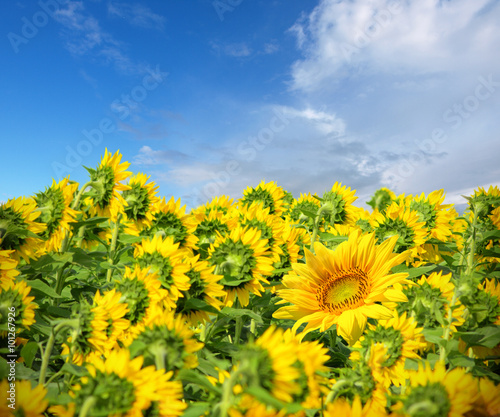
[39,319,79,386]
[106,213,122,282]
[78,396,96,417]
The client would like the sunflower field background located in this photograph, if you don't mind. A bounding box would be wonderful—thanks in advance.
[1,149,500,417]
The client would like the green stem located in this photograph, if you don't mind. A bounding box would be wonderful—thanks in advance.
[234,316,243,345]
[217,369,241,417]
[329,327,337,350]
[39,319,79,386]
[106,213,122,282]
[78,396,96,417]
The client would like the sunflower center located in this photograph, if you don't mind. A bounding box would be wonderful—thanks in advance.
[317,267,369,314]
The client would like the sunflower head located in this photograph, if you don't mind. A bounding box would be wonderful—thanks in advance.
[0,249,20,283]
[0,197,46,261]
[1,379,48,416]
[367,187,396,213]
[121,173,160,232]
[239,181,286,216]
[273,230,410,345]
[83,149,131,220]
[0,279,37,331]
[320,182,358,225]
[208,226,274,306]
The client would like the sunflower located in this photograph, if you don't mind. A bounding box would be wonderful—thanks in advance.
[0,249,20,283]
[71,349,184,417]
[142,196,198,250]
[208,226,274,307]
[0,379,48,417]
[83,149,131,221]
[174,253,225,324]
[391,361,479,417]
[61,299,109,365]
[34,177,79,253]
[121,172,160,234]
[465,377,500,417]
[286,193,323,229]
[237,326,302,404]
[350,311,426,387]
[192,208,239,256]
[367,187,396,213]
[111,265,169,339]
[319,181,358,226]
[405,190,455,242]
[239,181,286,217]
[273,230,410,345]
[0,279,37,332]
[234,202,285,263]
[324,395,387,417]
[490,206,500,230]
[388,272,466,340]
[192,194,235,216]
[133,235,190,309]
[369,200,427,260]
[0,196,46,262]
[126,310,204,372]
[328,343,388,414]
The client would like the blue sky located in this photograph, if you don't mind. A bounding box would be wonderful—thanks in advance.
[2,0,500,210]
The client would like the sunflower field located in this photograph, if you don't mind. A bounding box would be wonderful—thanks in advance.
[1,149,500,417]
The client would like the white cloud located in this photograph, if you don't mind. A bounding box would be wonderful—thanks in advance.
[107,2,165,30]
[290,0,500,92]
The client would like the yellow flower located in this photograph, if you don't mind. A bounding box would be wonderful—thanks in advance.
[0,279,37,331]
[0,380,48,417]
[324,396,387,417]
[0,249,20,284]
[273,230,410,345]
[392,362,479,417]
[122,172,160,234]
[369,200,427,260]
[144,196,198,250]
[208,226,274,307]
[133,235,190,309]
[83,149,131,221]
[350,311,426,387]
[0,196,46,262]
[367,187,396,213]
[465,377,500,417]
[239,181,286,217]
[320,181,358,226]
[34,177,79,253]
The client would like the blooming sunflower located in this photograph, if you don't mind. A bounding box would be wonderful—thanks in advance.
[369,200,427,260]
[286,192,323,229]
[319,181,358,226]
[192,194,235,216]
[239,181,286,217]
[34,177,79,253]
[324,395,387,417]
[273,230,410,345]
[366,187,396,213]
[133,235,190,309]
[0,249,20,284]
[125,310,204,372]
[0,196,46,262]
[405,190,455,242]
[142,196,198,250]
[83,149,131,221]
[208,226,274,307]
[234,202,285,263]
[0,379,48,417]
[391,361,479,417]
[269,220,303,287]
[111,265,169,339]
[0,279,37,332]
[388,271,465,340]
[121,172,160,234]
[237,326,302,404]
[71,349,184,417]
[174,253,225,324]
[465,377,500,417]
[350,311,426,387]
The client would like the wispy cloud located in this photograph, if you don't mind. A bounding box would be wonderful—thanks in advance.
[53,1,147,74]
[133,145,190,166]
[107,2,165,30]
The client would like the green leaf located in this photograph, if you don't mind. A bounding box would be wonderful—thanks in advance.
[183,298,219,314]
[246,386,285,409]
[20,341,39,368]
[460,326,500,349]
[182,403,211,417]
[447,351,475,368]
[177,369,221,395]
[422,328,444,345]
[392,264,437,279]
[61,362,87,377]
[28,279,64,299]
[220,307,263,323]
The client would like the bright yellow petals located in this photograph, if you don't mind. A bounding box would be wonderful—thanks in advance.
[274,230,410,345]
[392,362,479,417]
[0,379,48,417]
[324,396,385,417]
[0,196,46,261]
[240,180,286,217]
[320,181,359,225]
[34,177,79,253]
[0,279,37,331]
[208,226,274,307]
[0,249,20,283]
[83,149,131,221]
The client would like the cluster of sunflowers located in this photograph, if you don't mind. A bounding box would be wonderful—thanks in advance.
[1,149,500,417]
